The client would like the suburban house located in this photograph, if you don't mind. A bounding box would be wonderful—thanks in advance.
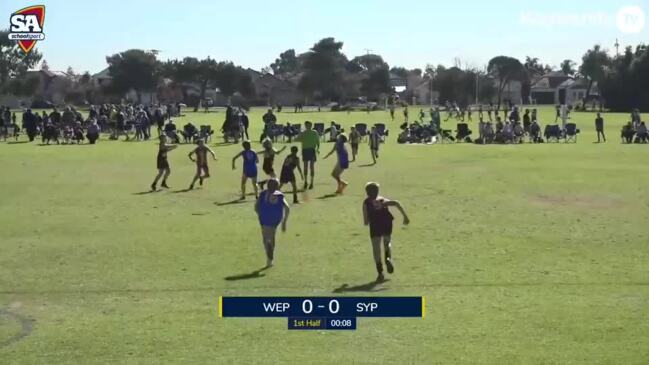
[411,77,439,105]
[389,72,408,93]
[90,68,158,104]
[489,77,523,105]
[0,69,74,108]
[530,71,572,104]
[556,78,599,106]
[250,70,303,106]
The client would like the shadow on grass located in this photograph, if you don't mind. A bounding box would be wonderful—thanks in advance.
[224,266,271,281]
[215,198,248,206]
[317,193,338,200]
[132,190,160,195]
[6,140,29,144]
[171,188,193,194]
[358,163,376,168]
[332,280,389,293]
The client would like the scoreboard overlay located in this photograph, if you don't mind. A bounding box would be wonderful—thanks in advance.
[218,296,425,330]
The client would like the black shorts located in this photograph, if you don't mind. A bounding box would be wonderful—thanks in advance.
[280,168,295,184]
[351,142,359,151]
[302,148,316,162]
[157,156,169,169]
[369,222,393,238]
[263,159,274,175]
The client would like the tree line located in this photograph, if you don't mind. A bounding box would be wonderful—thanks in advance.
[1,31,647,111]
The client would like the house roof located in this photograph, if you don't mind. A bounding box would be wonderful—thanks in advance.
[531,71,572,89]
[25,69,56,78]
[92,68,111,79]
[558,78,597,91]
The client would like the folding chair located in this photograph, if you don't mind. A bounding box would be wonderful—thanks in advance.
[544,124,562,143]
[355,123,368,141]
[374,123,389,141]
[455,123,472,142]
[199,125,213,142]
[564,123,579,143]
[313,123,325,141]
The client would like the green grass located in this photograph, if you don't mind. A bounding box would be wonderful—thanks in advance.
[1,106,648,364]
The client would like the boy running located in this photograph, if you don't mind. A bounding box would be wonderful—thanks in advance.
[188,139,216,190]
[150,135,177,191]
[362,182,410,282]
[279,146,304,203]
[369,126,380,164]
[296,121,320,190]
[232,141,259,200]
[323,134,349,194]
[349,126,361,162]
[255,178,290,267]
[257,138,286,189]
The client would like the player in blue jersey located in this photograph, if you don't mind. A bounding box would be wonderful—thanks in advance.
[232,141,259,200]
[324,134,349,194]
[255,178,290,267]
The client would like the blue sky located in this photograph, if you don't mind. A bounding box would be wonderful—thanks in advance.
[2,0,647,74]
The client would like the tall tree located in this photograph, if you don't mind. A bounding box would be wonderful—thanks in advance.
[560,59,577,76]
[105,49,159,103]
[487,56,525,107]
[0,29,42,88]
[348,54,388,73]
[270,49,299,75]
[214,62,254,98]
[298,37,349,101]
[389,67,409,78]
[360,67,390,100]
[161,57,216,111]
[579,45,611,107]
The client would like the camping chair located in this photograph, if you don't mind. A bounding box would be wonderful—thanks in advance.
[355,123,368,141]
[564,123,579,143]
[181,124,198,143]
[439,129,455,143]
[544,124,562,143]
[199,125,213,142]
[313,123,325,141]
[455,123,472,142]
[620,125,635,144]
[374,123,389,141]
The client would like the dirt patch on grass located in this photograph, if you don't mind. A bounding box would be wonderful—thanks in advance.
[0,308,33,348]
[531,193,624,209]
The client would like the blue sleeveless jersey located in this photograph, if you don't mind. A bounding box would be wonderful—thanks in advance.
[242,150,257,178]
[336,141,349,169]
[258,190,285,227]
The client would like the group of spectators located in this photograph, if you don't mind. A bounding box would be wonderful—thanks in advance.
[620,109,648,143]
[0,102,185,145]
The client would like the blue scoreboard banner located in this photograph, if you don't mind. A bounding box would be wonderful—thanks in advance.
[219,296,425,329]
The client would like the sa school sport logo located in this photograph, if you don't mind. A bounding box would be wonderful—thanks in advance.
[8,5,46,54]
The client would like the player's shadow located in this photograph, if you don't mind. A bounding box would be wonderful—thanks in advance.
[171,188,193,194]
[332,280,389,293]
[215,199,248,206]
[224,267,270,281]
[132,190,160,195]
[317,193,338,200]
[358,163,376,168]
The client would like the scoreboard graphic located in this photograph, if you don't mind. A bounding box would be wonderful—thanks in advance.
[218,296,425,330]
